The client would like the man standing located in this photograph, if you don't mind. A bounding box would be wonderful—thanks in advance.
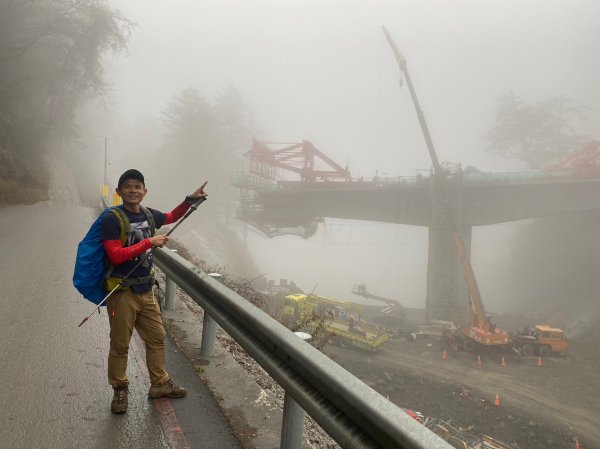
[100,169,207,414]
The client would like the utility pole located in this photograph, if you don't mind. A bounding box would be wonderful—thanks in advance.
[104,136,108,187]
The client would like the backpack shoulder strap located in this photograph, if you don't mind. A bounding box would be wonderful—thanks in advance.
[110,206,130,246]
[139,206,156,237]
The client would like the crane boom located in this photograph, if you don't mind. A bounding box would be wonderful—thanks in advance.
[453,234,488,331]
[382,26,441,175]
[383,27,507,346]
[351,284,403,308]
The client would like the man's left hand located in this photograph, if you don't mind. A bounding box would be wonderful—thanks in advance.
[186,181,208,203]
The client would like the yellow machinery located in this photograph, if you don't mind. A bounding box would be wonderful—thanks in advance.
[512,324,570,357]
[282,294,390,351]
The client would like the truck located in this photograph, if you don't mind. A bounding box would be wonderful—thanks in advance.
[383,28,511,353]
[282,293,390,351]
[383,28,567,357]
[451,233,512,352]
[511,324,570,357]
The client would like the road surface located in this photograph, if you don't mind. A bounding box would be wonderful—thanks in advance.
[0,204,242,449]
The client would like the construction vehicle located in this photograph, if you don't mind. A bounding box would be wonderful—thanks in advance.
[351,284,405,313]
[282,293,390,351]
[383,27,511,353]
[383,28,570,356]
[451,234,511,351]
[351,284,407,324]
[511,324,570,357]
[351,284,429,337]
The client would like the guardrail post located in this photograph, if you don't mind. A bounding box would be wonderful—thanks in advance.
[164,276,176,311]
[281,394,305,449]
[198,273,221,365]
[163,249,178,311]
[280,332,311,449]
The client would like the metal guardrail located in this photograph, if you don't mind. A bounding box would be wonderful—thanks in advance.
[99,192,450,447]
[153,248,453,449]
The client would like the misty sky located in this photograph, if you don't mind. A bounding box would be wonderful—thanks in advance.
[98,0,599,308]
[109,0,599,176]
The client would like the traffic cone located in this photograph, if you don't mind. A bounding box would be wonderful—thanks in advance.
[575,437,581,449]
[501,357,507,367]
[537,356,543,367]
[494,393,500,407]
[442,350,448,360]
[477,355,482,366]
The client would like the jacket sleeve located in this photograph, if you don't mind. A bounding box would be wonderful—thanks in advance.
[164,200,191,225]
[103,239,153,265]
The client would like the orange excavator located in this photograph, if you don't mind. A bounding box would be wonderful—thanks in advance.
[383,27,510,352]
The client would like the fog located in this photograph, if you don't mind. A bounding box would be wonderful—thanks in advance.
[81,0,599,307]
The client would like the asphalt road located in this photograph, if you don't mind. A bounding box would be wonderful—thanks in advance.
[0,204,242,449]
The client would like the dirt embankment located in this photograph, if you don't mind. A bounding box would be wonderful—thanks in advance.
[325,337,599,449]
[168,231,600,449]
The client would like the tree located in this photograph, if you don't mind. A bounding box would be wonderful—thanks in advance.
[486,93,588,169]
[161,88,221,186]
[0,0,133,198]
[486,95,600,335]
[161,86,256,193]
[214,86,256,156]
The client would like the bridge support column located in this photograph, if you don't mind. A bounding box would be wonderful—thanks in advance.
[426,225,471,326]
[426,177,471,327]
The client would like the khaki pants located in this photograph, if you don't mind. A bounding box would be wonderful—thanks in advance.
[107,288,169,388]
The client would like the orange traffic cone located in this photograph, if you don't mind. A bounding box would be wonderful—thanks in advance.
[501,357,507,367]
[537,356,543,367]
[442,350,448,360]
[575,437,581,449]
[477,355,482,366]
[494,393,500,407]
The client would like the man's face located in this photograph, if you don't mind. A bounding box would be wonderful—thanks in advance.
[116,179,147,206]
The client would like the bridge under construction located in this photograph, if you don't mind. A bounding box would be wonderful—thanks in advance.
[233,138,600,326]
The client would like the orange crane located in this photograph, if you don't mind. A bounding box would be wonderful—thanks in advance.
[383,27,510,351]
[452,234,509,350]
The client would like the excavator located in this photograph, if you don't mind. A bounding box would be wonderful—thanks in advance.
[383,27,511,352]
[351,284,405,315]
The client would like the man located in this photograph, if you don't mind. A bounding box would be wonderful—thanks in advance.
[100,169,207,414]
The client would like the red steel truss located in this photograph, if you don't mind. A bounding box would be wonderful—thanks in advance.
[245,139,351,182]
[552,140,600,170]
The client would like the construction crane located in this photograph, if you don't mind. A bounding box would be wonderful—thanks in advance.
[382,26,510,351]
[382,26,441,175]
[351,284,404,314]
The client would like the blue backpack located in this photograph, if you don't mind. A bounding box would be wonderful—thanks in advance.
[73,206,155,305]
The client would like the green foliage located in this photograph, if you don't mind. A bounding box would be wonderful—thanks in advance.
[0,0,133,199]
[486,94,588,169]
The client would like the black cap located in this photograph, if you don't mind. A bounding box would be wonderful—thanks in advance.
[118,169,145,188]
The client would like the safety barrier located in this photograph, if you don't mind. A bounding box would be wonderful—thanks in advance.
[153,248,452,449]
[99,193,450,448]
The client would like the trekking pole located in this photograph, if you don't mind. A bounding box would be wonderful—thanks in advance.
[78,197,207,327]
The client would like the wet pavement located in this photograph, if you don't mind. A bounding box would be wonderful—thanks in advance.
[0,204,242,449]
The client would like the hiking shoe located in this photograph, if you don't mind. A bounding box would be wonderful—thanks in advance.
[111,387,129,414]
[148,380,187,399]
